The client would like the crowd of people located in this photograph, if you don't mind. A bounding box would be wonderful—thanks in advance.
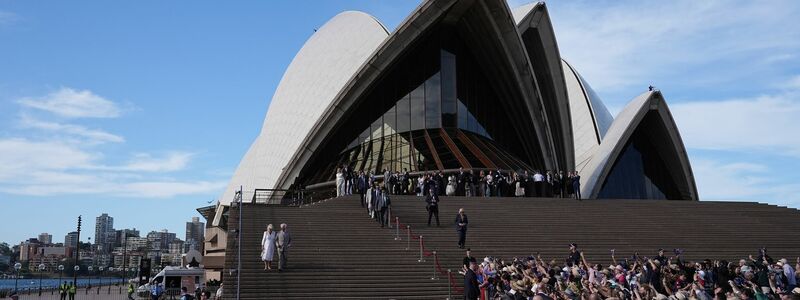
[461,245,799,300]
[335,166,583,199]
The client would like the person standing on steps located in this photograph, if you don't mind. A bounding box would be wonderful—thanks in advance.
[462,248,476,271]
[378,185,391,228]
[261,224,277,270]
[425,187,440,226]
[455,208,469,249]
[464,261,480,300]
[572,171,582,200]
[277,223,292,271]
[335,167,344,197]
[357,171,367,207]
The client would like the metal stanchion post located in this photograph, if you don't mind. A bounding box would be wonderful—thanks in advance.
[387,208,392,229]
[447,269,452,300]
[417,236,425,262]
[405,226,410,251]
[394,218,401,240]
[431,251,437,280]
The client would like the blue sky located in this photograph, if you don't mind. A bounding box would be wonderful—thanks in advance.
[1,0,798,245]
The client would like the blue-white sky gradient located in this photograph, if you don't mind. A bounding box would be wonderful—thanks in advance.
[1,0,798,244]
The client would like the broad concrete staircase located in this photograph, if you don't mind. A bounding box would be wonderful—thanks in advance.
[223,195,451,299]
[224,195,800,299]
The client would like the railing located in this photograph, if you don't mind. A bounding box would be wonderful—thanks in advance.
[236,188,336,206]
[390,217,464,299]
[0,285,221,299]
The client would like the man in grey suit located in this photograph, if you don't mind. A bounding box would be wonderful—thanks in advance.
[277,223,292,271]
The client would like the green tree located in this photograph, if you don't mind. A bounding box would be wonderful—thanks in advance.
[0,242,12,257]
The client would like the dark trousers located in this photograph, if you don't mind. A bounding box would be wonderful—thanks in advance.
[278,248,288,270]
[60,293,66,300]
[69,294,75,300]
[359,192,365,207]
[427,206,440,226]
[458,229,467,247]
[379,208,388,227]
[574,185,581,199]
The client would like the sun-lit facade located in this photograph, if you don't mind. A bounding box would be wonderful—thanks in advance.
[216,0,698,206]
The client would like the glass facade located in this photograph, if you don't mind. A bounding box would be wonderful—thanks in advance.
[597,112,683,200]
[301,29,539,185]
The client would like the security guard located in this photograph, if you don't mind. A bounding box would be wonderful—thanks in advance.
[67,282,77,300]
[128,283,136,300]
[58,281,68,300]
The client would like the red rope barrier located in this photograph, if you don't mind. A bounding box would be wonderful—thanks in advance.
[391,216,463,294]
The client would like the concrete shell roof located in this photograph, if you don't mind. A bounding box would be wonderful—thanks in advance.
[561,59,614,172]
[218,11,389,204]
[579,91,698,200]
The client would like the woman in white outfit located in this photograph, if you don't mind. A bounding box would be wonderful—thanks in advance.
[335,168,344,197]
[446,175,456,196]
[261,224,277,270]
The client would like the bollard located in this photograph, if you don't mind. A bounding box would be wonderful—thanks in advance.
[417,236,426,262]
[431,251,438,280]
[394,217,401,240]
[447,269,452,300]
[405,226,411,251]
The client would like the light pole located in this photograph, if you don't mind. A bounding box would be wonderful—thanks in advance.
[106,267,112,294]
[73,215,82,286]
[13,262,22,293]
[58,264,64,294]
[122,235,128,287]
[87,266,93,294]
[98,266,104,295]
[73,265,80,292]
[38,263,45,296]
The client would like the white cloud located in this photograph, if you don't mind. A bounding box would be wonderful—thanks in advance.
[18,88,122,118]
[0,138,222,198]
[118,152,193,172]
[549,0,800,92]
[0,87,222,198]
[671,86,800,157]
[0,138,95,181]
[692,158,800,208]
[19,114,125,143]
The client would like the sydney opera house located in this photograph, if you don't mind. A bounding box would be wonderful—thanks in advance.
[215,0,697,207]
[194,1,800,298]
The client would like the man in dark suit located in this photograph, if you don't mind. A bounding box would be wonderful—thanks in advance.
[464,261,480,300]
[425,187,440,226]
[456,167,466,196]
[455,208,469,249]
[378,186,391,228]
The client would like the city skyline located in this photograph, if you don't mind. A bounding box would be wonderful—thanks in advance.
[1,0,799,244]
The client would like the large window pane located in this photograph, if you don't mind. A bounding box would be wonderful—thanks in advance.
[425,72,441,129]
[410,85,425,131]
[441,50,457,127]
[397,96,410,133]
